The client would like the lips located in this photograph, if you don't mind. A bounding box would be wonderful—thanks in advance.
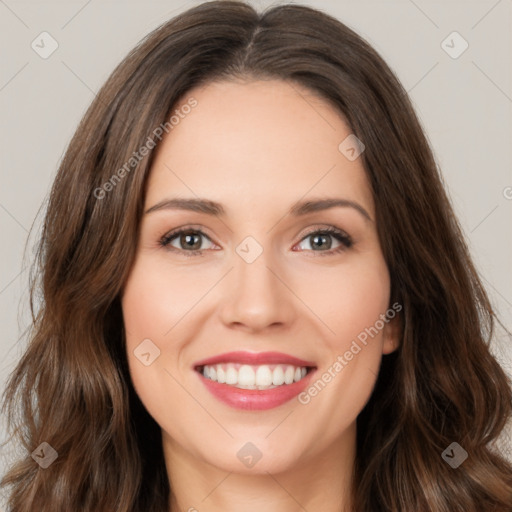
[194,351,317,410]
[194,350,316,368]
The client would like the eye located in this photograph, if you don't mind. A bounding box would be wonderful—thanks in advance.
[159,228,216,256]
[159,225,353,257]
[294,227,353,255]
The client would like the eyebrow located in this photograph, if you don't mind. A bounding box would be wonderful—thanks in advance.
[145,197,372,222]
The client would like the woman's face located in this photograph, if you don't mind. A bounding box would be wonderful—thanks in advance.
[121,79,400,475]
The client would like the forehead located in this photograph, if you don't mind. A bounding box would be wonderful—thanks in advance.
[145,79,373,217]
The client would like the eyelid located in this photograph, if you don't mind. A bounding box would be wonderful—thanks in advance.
[297,224,352,243]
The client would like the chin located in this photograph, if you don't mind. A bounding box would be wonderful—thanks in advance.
[192,435,309,475]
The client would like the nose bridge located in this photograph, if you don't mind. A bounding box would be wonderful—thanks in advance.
[235,241,275,293]
[218,237,296,330]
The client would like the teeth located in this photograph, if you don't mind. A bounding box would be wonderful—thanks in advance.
[256,365,273,386]
[226,365,238,385]
[284,366,295,384]
[200,363,310,389]
[272,365,285,385]
[238,365,255,386]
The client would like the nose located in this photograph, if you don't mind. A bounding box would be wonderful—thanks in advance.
[218,246,297,333]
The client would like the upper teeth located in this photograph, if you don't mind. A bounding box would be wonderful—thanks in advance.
[202,364,308,389]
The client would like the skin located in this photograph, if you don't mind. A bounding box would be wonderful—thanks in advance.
[121,79,400,512]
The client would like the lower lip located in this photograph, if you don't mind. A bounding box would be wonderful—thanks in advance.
[196,369,316,410]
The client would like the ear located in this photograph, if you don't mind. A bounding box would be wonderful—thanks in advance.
[382,309,402,355]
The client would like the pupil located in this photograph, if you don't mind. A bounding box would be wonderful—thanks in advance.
[312,234,331,250]
[183,233,200,250]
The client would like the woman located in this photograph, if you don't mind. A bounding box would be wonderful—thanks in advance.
[1,1,511,510]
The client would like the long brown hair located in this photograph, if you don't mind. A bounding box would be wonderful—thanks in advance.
[2,1,511,510]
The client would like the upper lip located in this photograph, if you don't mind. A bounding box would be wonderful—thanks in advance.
[194,351,316,368]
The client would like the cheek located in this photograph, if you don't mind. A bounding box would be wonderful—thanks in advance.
[121,256,210,343]
[298,258,390,415]
[121,263,199,440]
[120,255,220,418]
[308,257,391,351]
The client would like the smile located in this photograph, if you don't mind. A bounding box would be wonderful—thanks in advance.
[193,351,317,410]
[199,363,310,389]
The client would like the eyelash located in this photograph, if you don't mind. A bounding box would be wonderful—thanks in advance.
[159,226,353,257]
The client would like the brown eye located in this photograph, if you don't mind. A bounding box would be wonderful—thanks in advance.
[177,231,202,250]
[160,229,215,254]
[295,228,352,255]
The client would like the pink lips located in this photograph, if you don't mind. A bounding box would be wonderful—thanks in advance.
[194,351,317,411]
[194,350,316,368]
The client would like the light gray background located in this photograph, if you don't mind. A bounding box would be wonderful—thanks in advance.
[1,0,511,504]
